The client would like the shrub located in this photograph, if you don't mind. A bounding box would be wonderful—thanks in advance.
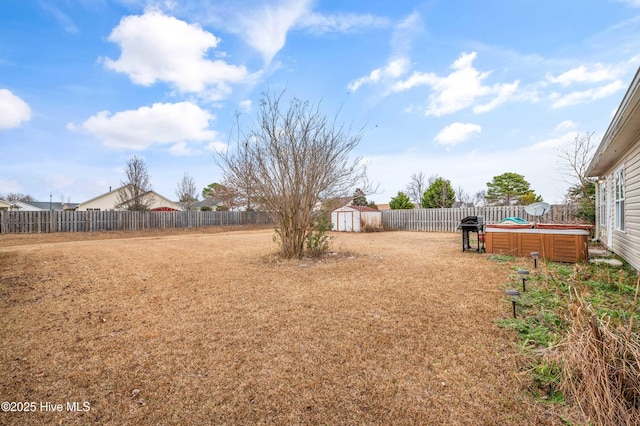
[305,212,332,256]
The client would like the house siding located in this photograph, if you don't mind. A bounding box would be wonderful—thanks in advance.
[588,66,640,271]
[602,138,640,271]
[77,189,181,212]
[618,138,640,270]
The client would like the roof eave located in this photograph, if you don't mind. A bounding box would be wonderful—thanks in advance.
[587,67,640,177]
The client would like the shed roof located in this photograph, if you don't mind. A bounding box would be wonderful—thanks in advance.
[341,205,380,213]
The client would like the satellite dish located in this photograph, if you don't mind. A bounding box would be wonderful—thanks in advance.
[525,201,551,217]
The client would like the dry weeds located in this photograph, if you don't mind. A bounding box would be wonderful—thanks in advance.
[557,278,640,425]
[1,229,558,425]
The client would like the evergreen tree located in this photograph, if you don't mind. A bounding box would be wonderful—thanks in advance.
[421,177,455,208]
[390,191,414,209]
[351,188,368,206]
[485,172,540,206]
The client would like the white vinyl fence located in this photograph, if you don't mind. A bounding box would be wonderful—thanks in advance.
[0,210,271,234]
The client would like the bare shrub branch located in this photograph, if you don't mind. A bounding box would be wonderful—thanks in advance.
[217,90,367,258]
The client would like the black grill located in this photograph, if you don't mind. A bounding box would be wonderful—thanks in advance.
[461,215,485,252]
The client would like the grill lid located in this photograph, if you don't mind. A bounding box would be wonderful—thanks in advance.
[461,215,484,225]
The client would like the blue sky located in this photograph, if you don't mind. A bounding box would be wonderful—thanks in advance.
[2,0,640,205]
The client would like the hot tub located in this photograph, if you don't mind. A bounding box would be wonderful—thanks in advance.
[485,223,592,262]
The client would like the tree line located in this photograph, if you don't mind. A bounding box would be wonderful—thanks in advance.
[389,171,543,210]
[3,90,596,259]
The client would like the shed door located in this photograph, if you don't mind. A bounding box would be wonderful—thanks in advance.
[337,211,353,232]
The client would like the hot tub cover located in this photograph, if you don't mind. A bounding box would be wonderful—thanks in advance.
[500,217,529,224]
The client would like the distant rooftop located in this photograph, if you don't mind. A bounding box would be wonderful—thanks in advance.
[29,201,79,210]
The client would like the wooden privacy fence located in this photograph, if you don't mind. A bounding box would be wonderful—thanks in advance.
[382,205,584,232]
[0,210,271,234]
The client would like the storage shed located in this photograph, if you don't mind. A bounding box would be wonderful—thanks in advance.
[331,205,382,232]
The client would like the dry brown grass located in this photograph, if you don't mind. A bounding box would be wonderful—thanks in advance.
[557,278,640,426]
[1,229,559,425]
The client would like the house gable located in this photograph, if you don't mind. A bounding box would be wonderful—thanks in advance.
[77,187,182,211]
[0,199,12,210]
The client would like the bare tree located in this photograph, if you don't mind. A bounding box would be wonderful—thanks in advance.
[59,193,71,209]
[405,172,426,204]
[559,132,596,187]
[175,172,199,211]
[455,185,470,206]
[202,181,240,210]
[218,90,367,258]
[118,155,153,211]
[473,189,487,207]
[2,193,34,203]
[221,111,258,211]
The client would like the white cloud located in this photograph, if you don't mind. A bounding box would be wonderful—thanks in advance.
[239,99,252,112]
[169,141,196,156]
[0,89,31,129]
[205,141,229,153]
[0,179,22,193]
[390,11,422,55]
[348,57,410,92]
[102,9,255,99]
[40,3,79,34]
[48,174,75,191]
[347,12,421,92]
[69,101,217,150]
[299,12,390,34]
[212,0,389,63]
[231,0,312,63]
[551,80,625,108]
[392,52,519,116]
[434,122,482,146]
[547,63,622,86]
[473,80,519,113]
[616,0,640,7]
[555,120,577,131]
[530,131,578,151]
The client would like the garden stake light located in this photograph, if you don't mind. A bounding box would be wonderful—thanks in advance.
[506,289,521,318]
[517,270,529,291]
[530,252,539,269]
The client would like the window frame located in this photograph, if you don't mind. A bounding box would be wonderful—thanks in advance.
[599,180,607,227]
[614,167,625,231]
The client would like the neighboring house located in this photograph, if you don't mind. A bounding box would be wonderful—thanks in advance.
[586,66,640,271]
[25,202,79,211]
[318,196,353,212]
[0,199,13,211]
[196,197,225,211]
[76,186,182,211]
[331,205,382,232]
[11,201,44,211]
[376,203,390,211]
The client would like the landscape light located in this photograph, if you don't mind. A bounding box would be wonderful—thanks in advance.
[517,270,529,292]
[530,252,539,269]
[506,289,521,318]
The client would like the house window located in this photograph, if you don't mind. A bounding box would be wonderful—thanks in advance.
[614,168,625,231]
[599,181,607,226]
